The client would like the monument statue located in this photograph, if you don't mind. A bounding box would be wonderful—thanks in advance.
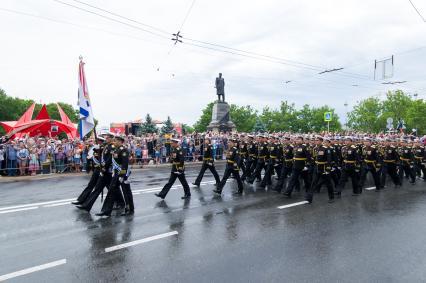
[215,73,225,102]
[207,73,236,133]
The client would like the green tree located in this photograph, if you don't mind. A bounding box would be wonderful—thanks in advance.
[161,116,174,134]
[229,105,258,132]
[141,113,158,134]
[348,97,383,132]
[252,118,266,133]
[182,124,194,135]
[193,102,214,132]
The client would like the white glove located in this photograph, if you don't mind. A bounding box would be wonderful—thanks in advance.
[119,177,124,183]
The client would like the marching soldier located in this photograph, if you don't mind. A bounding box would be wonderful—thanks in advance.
[413,139,426,180]
[192,137,221,187]
[213,138,244,195]
[237,135,248,180]
[380,138,402,187]
[335,136,361,196]
[72,136,105,205]
[306,136,335,203]
[247,134,269,184]
[261,136,282,188]
[241,135,257,182]
[155,138,191,200]
[398,139,416,185]
[77,133,124,212]
[283,135,312,199]
[359,137,382,192]
[96,136,134,217]
[273,137,294,193]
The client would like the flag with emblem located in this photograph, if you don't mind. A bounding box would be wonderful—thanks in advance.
[78,57,95,139]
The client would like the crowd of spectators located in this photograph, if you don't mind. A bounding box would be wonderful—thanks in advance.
[2,130,424,178]
[0,132,230,177]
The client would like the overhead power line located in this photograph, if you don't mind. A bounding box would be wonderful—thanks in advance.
[52,0,171,40]
[407,0,426,22]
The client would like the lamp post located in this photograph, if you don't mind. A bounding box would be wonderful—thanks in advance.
[344,102,348,130]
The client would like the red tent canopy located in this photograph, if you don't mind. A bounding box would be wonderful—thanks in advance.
[0,104,78,139]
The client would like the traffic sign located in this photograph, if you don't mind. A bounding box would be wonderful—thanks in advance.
[324,112,332,122]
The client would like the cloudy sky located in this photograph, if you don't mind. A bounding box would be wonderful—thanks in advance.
[0,0,425,127]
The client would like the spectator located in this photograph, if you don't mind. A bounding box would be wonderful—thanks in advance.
[0,144,5,176]
[73,142,82,173]
[6,141,18,176]
[17,141,29,176]
[55,145,66,173]
[28,147,39,176]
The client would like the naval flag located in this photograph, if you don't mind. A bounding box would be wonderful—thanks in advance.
[78,57,95,139]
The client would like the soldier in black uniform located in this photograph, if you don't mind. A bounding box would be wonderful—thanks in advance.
[237,135,248,180]
[273,137,294,192]
[76,133,124,212]
[213,138,244,195]
[192,137,220,186]
[261,136,282,188]
[380,138,402,187]
[247,135,269,184]
[283,136,312,198]
[96,136,134,217]
[155,138,191,199]
[413,139,426,180]
[241,135,257,181]
[359,138,382,192]
[72,136,105,205]
[398,139,416,184]
[335,136,361,196]
[306,136,334,203]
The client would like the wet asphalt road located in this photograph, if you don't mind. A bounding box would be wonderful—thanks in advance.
[1,163,426,283]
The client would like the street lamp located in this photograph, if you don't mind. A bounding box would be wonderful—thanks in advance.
[344,102,348,130]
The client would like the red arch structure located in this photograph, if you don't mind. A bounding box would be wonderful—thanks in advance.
[0,103,78,139]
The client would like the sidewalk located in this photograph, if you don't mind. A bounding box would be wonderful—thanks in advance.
[0,160,226,183]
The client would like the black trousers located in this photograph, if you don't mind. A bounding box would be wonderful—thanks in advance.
[237,157,247,179]
[217,165,244,193]
[274,162,292,192]
[261,160,281,187]
[414,159,426,179]
[81,172,112,211]
[241,158,256,181]
[306,168,334,202]
[100,175,134,214]
[284,167,311,196]
[381,163,401,186]
[193,162,220,185]
[336,167,360,194]
[247,160,266,184]
[77,167,100,203]
[399,162,416,183]
[158,172,191,198]
[359,164,381,191]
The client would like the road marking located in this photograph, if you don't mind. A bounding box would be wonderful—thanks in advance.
[0,259,66,282]
[0,207,39,214]
[365,187,377,191]
[277,201,309,209]
[105,231,178,253]
[0,179,220,213]
[43,202,70,208]
[0,198,75,211]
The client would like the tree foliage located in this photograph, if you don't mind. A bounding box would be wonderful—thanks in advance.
[161,116,174,134]
[141,113,158,134]
[348,90,426,134]
[193,100,341,133]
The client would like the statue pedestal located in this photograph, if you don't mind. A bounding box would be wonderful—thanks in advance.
[207,101,236,133]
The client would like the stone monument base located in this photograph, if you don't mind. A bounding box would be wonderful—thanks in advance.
[207,101,236,133]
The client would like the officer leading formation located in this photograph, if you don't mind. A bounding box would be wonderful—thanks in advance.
[72,132,426,217]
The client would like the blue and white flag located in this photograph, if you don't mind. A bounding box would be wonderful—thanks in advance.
[78,57,95,139]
